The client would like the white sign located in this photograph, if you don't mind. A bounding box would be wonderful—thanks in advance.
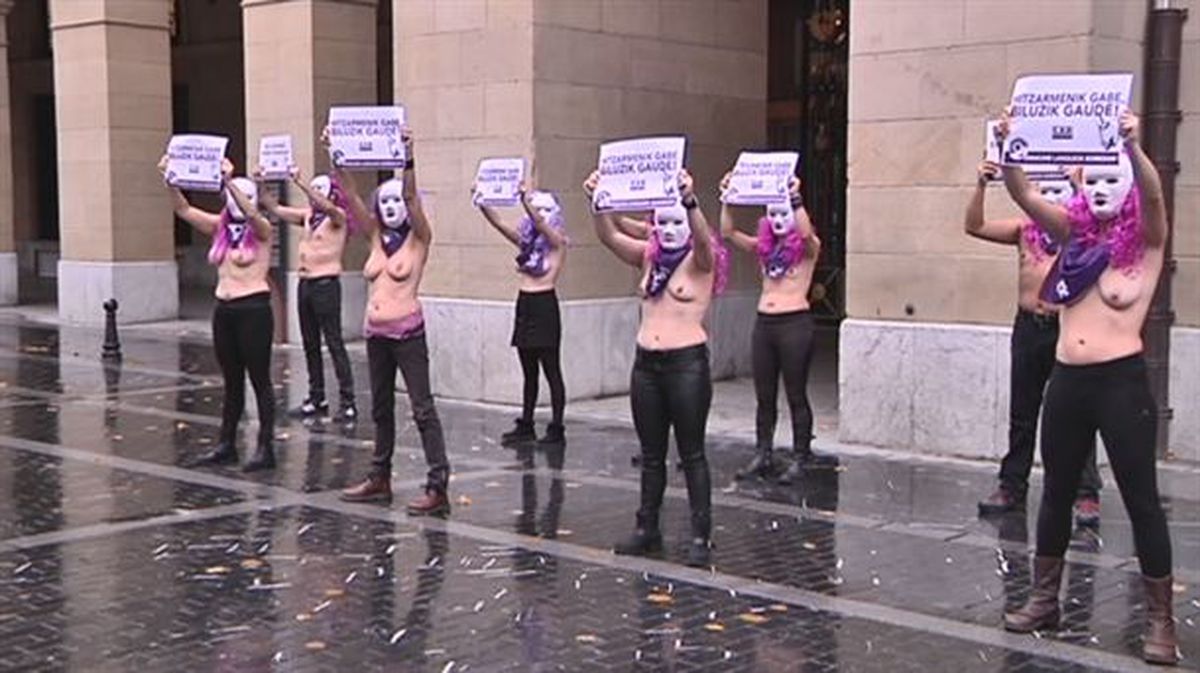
[258,134,294,181]
[472,157,525,207]
[165,134,228,192]
[592,136,687,212]
[1002,73,1133,166]
[985,120,1073,184]
[327,106,407,169]
[722,151,799,205]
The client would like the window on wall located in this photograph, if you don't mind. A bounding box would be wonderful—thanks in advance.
[767,0,849,322]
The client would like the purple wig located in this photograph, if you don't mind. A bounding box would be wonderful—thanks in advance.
[755,216,806,276]
[207,208,260,266]
[1065,185,1144,272]
[326,175,366,236]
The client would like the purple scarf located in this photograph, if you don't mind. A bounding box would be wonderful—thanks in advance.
[515,216,552,277]
[1039,231,1110,306]
[645,243,691,298]
[1021,220,1061,262]
[380,221,411,258]
[763,240,800,279]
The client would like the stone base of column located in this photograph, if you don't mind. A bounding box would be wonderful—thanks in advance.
[284,271,368,344]
[417,291,758,404]
[57,260,179,325]
[0,252,17,306]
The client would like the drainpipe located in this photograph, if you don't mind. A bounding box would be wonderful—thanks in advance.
[1141,0,1186,457]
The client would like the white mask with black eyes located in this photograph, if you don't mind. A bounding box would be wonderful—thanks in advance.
[224,177,258,221]
[765,202,796,236]
[652,204,691,251]
[1081,153,1134,220]
[1035,179,1074,207]
[376,179,409,228]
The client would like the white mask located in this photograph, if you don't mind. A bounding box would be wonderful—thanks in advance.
[765,203,796,236]
[1035,179,1074,206]
[652,204,691,251]
[528,191,561,223]
[310,175,332,200]
[376,179,409,228]
[224,177,258,221]
[1081,153,1134,220]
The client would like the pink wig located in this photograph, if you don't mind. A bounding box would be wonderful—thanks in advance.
[755,216,806,272]
[327,175,365,236]
[207,208,260,266]
[1066,185,1144,272]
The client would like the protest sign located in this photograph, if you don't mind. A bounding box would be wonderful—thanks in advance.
[1002,73,1133,166]
[592,136,687,212]
[165,135,228,192]
[327,106,407,169]
[985,120,1076,184]
[472,157,525,207]
[722,151,799,205]
[258,134,294,181]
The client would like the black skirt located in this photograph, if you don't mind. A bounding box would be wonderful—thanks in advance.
[511,289,561,349]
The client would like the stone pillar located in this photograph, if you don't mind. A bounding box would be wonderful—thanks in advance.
[0,0,18,304]
[242,0,377,345]
[397,0,768,404]
[50,0,177,324]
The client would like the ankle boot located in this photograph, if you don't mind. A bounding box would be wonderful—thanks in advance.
[340,473,393,503]
[242,441,276,472]
[501,419,536,448]
[614,509,663,556]
[190,440,238,467]
[537,422,566,448]
[1142,574,1179,665]
[686,509,713,568]
[1004,556,1063,633]
[406,487,450,517]
[736,446,774,480]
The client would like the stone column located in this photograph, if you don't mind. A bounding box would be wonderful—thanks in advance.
[0,0,17,304]
[50,0,177,324]
[242,0,377,344]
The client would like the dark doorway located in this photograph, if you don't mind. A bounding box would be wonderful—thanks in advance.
[767,0,849,324]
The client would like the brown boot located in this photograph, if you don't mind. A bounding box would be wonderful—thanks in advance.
[339,473,392,503]
[406,488,450,516]
[1142,574,1180,665]
[1004,556,1063,633]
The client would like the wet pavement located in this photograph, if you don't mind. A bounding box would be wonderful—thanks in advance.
[0,318,1196,672]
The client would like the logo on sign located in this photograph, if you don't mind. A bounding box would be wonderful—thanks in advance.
[1052,125,1073,140]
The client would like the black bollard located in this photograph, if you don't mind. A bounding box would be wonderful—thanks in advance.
[102,299,122,360]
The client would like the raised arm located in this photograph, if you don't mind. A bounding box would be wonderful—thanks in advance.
[584,170,645,267]
[474,191,520,246]
[158,154,220,236]
[289,166,346,228]
[252,167,308,226]
[787,176,821,259]
[679,170,713,273]
[324,126,376,232]
[615,215,650,240]
[964,161,1022,245]
[520,186,567,249]
[718,171,756,253]
[400,128,432,246]
[1121,111,1167,249]
[997,110,1069,240]
[222,159,271,243]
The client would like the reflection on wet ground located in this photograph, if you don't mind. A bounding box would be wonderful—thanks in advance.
[0,319,1195,672]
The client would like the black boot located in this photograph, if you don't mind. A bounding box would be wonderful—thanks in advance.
[614,509,663,556]
[537,422,565,449]
[501,419,537,448]
[189,440,238,467]
[243,440,276,472]
[735,445,775,480]
[778,447,838,484]
[686,509,713,568]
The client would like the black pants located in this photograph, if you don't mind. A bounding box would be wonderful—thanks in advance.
[1001,310,1102,498]
[752,310,815,452]
[1037,354,1171,577]
[298,276,355,406]
[367,333,450,492]
[630,344,712,539]
[212,292,274,447]
[518,348,565,425]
